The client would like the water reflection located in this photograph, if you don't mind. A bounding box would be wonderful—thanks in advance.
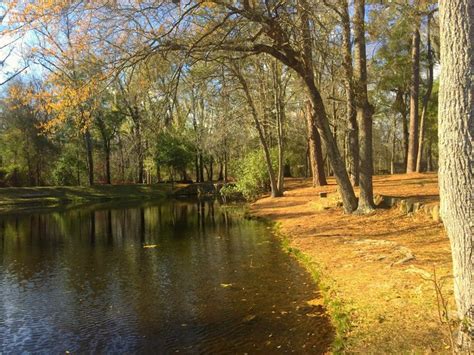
[0,199,332,353]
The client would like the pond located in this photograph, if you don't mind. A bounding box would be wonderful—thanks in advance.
[0,199,332,353]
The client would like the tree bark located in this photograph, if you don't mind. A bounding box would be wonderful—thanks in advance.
[353,0,374,212]
[306,81,357,212]
[390,115,397,175]
[84,129,94,186]
[117,131,125,182]
[133,109,144,184]
[341,0,359,186]
[199,153,204,183]
[96,114,112,184]
[438,0,473,350]
[407,22,421,173]
[394,89,409,167]
[218,160,224,181]
[223,150,228,183]
[305,100,327,186]
[195,153,200,182]
[273,61,286,193]
[426,140,432,172]
[416,14,434,173]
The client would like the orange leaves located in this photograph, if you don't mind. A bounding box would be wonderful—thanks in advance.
[40,73,103,132]
[200,1,217,9]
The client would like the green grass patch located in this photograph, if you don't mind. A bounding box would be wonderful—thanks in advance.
[271,221,353,353]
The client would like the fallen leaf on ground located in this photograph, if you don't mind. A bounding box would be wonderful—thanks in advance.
[306,298,324,307]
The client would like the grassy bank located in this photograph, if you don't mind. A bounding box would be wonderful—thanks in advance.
[271,221,352,353]
[0,184,174,213]
[250,174,456,353]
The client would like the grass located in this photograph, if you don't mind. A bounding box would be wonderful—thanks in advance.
[274,223,352,353]
[245,208,352,353]
[0,184,174,213]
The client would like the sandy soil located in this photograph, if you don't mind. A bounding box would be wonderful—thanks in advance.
[251,173,455,353]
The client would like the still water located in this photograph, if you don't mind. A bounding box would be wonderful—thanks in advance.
[0,199,332,353]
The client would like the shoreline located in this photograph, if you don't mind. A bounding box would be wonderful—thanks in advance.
[250,174,455,353]
[0,184,174,214]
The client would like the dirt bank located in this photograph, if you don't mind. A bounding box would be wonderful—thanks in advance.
[251,173,455,353]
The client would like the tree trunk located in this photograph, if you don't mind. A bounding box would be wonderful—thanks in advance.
[394,89,409,167]
[407,22,421,173]
[96,114,111,184]
[223,150,228,183]
[195,153,200,182]
[390,116,397,175]
[300,0,356,211]
[305,100,327,186]
[273,61,286,194]
[438,0,473,350]
[117,132,125,182]
[426,141,432,172]
[416,14,434,173]
[353,0,374,213]
[218,160,224,181]
[104,145,111,184]
[342,0,359,186]
[84,129,94,186]
[199,153,204,183]
[135,116,144,184]
[234,66,282,197]
[307,83,357,212]
[305,141,310,178]
[209,156,214,181]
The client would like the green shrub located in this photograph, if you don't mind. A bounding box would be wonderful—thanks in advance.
[51,154,85,186]
[155,131,194,181]
[233,148,277,200]
[219,184,243,203]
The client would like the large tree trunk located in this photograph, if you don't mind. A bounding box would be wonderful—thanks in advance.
[438,0,473,350]
[300,0,357,211]
[416,14,434,173]
[84,129,94,186]
[305,100,327,186]
[306,81,357,212]
[406,22,421,173]
[341,0,359,187]
[353,0,374,213]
